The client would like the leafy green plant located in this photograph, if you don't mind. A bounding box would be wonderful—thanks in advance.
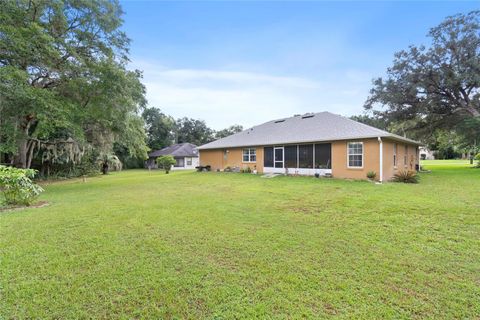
[366,171,377,180]
[392,170,419,183]
[97,154,123,175]
[0,165,44,206]
[475,153,480,168]
[240,166,252,174]
[157,155,176,174]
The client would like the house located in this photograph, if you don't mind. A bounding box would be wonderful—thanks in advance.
[145,143,199,170]
[419,147,435,160]
[198,112,422,182]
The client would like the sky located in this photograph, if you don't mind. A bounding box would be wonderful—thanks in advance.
[120,1,478,130]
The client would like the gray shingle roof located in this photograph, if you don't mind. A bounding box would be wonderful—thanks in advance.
[198,112,421,150]
[149,143,198,158]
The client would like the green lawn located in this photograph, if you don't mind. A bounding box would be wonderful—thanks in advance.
[1,162,479,319]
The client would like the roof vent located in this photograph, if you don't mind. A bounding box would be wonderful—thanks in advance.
[301,114,314,119]
[274,119,285,123]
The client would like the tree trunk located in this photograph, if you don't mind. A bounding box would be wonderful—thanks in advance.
[13,117,34,169]
[14,136,29,168]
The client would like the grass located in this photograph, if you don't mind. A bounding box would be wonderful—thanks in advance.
[1,161,479,319]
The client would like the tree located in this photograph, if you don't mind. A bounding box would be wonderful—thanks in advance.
[215,125,244,139]
[0,0,147,169]
[142,107,175,150]
[350,115,388,131]
[175,117,214,146]
[156,155,176,174]
[365,11,480,143]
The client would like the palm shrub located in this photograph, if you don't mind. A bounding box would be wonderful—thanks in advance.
[366,171,377,180]
[0,165,44,206]
[392,170,419,183]
[157,155,176,174]
[98,154,123,175]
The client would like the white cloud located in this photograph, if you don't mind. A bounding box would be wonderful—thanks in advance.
[131,59,372,130]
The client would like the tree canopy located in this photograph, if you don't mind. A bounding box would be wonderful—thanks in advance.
[365,10,480,150]
[0,0,147,171]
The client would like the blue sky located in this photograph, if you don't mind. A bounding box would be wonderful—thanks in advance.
[121,1,478,130]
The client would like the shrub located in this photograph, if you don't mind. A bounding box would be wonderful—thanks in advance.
[0,165,44,206]
[224,166,232,172]
[240,166,252,173]
[366,171,377,180]
[392,170,419,183]
[156,155,176,174]
[475,153,480,168]
[98,154,122,175]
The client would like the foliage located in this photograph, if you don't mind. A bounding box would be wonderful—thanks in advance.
[215,125,244,139]
[366,171,377,180]
[392,170,419,183]
[365,11,480,145]
[350,115,388,131]
[1,164,479,318]
[0,165,43,205]
[98,154,122,175]
[142,107,176,150]
[175,118,215,146]
[475,153,480,168]
[240,166,252,173]
[0,0,147,170]
[156,155,176,174]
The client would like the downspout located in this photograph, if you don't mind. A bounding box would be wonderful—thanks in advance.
[378,137,383,183]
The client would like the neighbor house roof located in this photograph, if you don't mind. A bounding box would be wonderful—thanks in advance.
[198,112,421,150]
[149,143,198,158]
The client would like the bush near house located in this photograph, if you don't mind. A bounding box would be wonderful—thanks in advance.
[366,171,377,180]
[392,170,419,183]
[157,155,176,173]
[0,165,44,206]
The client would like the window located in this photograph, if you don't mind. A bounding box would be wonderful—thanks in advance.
[393,143,397,167]
[315,143,331,169]
[243,148,256,162]
[284,145,298,168]
[404,145,408,166]
[264,147,273,167]
[347,142,363,168]
[299,144,314,168]
[186,157,192,166]
[175,158,184,167]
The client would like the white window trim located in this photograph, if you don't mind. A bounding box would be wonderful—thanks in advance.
[242,148,256,163]
[347,141,364,169]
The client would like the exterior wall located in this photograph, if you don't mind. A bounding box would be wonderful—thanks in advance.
[199,147,264,172]
[171,156,199,170]
[199,149,224,170]
[331,138,380,180]
[382,139,419,181]
[200,138,419,181]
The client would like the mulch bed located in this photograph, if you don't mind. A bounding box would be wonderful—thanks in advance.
[0,201,49,213]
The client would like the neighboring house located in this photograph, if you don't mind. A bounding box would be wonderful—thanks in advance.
[419,147,435,160]
[146,143,199,170]
[198,112,422,182]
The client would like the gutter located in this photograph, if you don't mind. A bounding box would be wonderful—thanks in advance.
[378,137,383,183]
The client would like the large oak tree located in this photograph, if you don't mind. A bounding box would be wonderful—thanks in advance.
[365,11,480,145]
[0,0,147,168]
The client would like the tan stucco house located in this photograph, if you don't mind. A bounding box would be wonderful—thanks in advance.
[198,112,422,182]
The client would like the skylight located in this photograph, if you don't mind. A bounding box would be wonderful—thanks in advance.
[301,114,314,119]
[274,119,285,123]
